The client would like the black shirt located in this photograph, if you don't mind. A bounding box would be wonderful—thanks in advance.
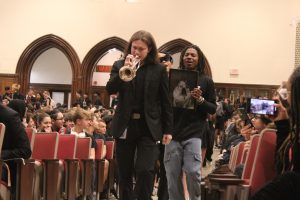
[132,64,147,113]
[173,74,216,141]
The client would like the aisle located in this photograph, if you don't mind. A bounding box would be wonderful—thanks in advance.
[110,148,220,200]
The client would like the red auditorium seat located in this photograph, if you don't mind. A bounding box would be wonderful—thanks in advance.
[208,129,277,200]
[19,132,60,200]
[75,137,94,198]
[25,127,36,150]
[105,140,116,197]
[95,139,109,199]
[57,134,79,199]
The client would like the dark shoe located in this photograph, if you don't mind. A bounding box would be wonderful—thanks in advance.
[111,188,119,199]
[100,191,108,200]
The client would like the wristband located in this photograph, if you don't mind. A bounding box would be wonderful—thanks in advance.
[197,96,205,104]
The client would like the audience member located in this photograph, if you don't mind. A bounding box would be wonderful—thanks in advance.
[50,109,66,134]
[11,83,25,100]
[0,104,31,198]
[36,112,52,133]
[251,67,300,200]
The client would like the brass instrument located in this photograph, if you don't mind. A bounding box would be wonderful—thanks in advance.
[119,56,141,82]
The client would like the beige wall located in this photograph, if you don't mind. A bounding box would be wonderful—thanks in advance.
[0,0,299,85]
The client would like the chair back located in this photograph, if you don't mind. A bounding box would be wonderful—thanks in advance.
[229,142,245,171]
[241,148,249,164]
[75,137,91,159]
[235,142,245,167]
[32,132,59,159]
[25,128,36,150]
[57,134,77,159]
[228,145,237,170]
[0,123,5,155]
[242,134,260,180]
[95,139,104,159]
[105,140,115,160]
[249,129,277,196]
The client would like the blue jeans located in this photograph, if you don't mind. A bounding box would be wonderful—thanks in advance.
[164,138,202,200]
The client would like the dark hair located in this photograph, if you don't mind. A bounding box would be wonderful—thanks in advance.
[289,67,300,143]
[159,52,173,63]
[36,112,50,126]
[64,112,74,122]
[26,113,34,124]
[124,30,159,65]
[49,109,61,120]
[259,115,272,125]
[179,45,211,75]
[8,99,26,120]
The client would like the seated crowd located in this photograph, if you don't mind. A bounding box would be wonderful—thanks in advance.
[0,87,117,200]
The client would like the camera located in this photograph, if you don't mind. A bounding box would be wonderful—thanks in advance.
[246,98,277,116]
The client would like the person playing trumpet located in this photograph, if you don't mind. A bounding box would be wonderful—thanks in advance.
[106,30,173,200]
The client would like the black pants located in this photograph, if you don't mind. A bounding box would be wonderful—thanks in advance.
[157,144,169,200]
[116,118,159,200]
[251,172,300,200]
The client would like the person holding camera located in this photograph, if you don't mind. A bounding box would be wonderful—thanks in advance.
[106,30,173,200]
[251,67,300,200]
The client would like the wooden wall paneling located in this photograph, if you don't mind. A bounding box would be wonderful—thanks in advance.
[30,83,71,106]
[215,83,279,100]
[0,73,18,94]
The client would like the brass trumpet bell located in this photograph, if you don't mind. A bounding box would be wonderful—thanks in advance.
[119,56,140,82]
[119,65,137,82]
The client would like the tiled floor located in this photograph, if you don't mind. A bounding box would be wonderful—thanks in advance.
[109,148,220,200]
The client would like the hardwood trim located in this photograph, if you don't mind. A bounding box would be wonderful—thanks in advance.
[15,34,81,102]
[0,73,18,93]
[0,73,18,78]
[29,83,71,106]
[29,83,71,91]
[215,82,279,89]
[215,82,279,99]
[158,38,192,54]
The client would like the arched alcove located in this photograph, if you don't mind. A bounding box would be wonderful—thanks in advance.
[81,37,128,106]
[158,38,192,54]
[16,34,81,99]
[159,39,212,78]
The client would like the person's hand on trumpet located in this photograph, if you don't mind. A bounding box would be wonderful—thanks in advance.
[124,54,140,68]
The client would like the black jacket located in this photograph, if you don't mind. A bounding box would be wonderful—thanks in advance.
[0,104,31,159]
[106,60,173,141]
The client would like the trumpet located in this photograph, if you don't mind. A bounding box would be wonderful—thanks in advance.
[119,56,141,82]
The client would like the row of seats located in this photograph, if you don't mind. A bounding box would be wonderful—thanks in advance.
[0,124,115,200]
[202,128,277,200]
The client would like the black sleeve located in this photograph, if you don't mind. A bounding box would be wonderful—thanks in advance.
[88,134,97,149]
[274,119,290,152]
[159,67,173,134]
[106,60,125,95]
[1,111,32,160]
[197,77,216,115]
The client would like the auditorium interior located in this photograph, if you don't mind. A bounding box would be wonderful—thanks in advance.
[0,0,300,200]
